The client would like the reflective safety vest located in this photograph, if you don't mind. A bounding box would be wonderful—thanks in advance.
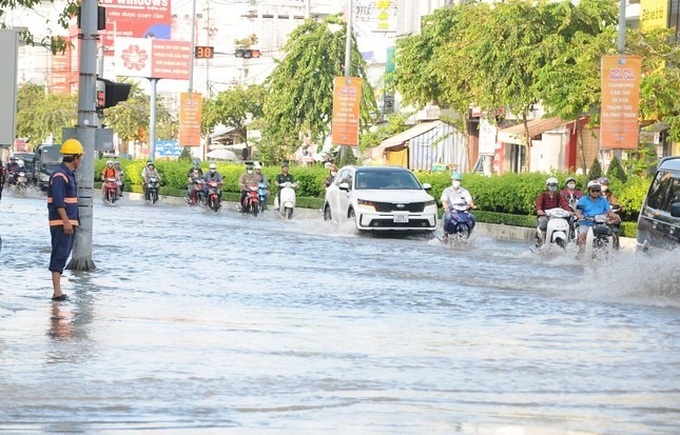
[47,163,79,227]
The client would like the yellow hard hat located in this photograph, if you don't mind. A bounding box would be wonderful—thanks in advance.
[61,138,84,155]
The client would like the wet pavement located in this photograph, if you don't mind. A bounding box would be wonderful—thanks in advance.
[1,191,679,434]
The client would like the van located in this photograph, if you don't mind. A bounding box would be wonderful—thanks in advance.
[636,156,680,252]
[34,144,63,192]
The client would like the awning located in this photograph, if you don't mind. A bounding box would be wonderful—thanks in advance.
[497,117,567,145]
[369,121,440,158]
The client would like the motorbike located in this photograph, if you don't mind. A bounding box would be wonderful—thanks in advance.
[146,175,160,204]
[187,180,205,207]
[442,201,475,244]
[103,177,119,204]
[241,185,260,216]
[205,180,222,212]
[13,171,28,194]
[581,214,617,260]
[258,182,269,213]
[274,181,297,219]
[536,207,572,249]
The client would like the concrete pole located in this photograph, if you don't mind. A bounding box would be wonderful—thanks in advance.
[618,0,626,55]
[67,0,98,271]
[340,0,353,161]
[189,0,197,93]
[149,77,158,161]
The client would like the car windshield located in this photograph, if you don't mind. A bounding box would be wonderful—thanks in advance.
[355,169,422,190]
[41,147,62,163]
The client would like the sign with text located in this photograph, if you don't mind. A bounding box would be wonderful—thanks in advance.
[179,92,202,147]
[99,0,172,56]
[640,0,669,32]
[114,37,191,80]
[356,0,398,33]
[332,77,362,146]
[600,55,642,150]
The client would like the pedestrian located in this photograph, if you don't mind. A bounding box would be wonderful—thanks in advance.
[0,159,5,201]
[47,139,84,301]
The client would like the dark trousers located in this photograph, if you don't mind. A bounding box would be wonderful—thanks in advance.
[49,226,75,274]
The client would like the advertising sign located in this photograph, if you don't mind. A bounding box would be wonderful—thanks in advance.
[155,139,182,157]
[99,0,172,56]
[179,92,202,147]
[332,77,362,146]
[600,55,642,150]
[356,0,398,33]
[115,37,191,80]
[640,0,669,32]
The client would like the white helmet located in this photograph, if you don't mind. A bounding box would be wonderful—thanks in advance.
[106,160,114,166]
[546,177,558,186]
[209,163,217,170]
[587,180,601,190]
[253,162,261,169]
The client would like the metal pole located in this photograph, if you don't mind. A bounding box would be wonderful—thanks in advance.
[189,0,197,93]
[68,0,98,271]
[149,78,158,162]
[344,0,353,78]
[618,0,626,54]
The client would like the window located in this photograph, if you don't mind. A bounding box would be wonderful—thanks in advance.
[646,171,673,210]
[663,176,680,213]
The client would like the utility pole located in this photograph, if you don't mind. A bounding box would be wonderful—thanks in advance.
[67,0,98,271]
[340,0,354,162]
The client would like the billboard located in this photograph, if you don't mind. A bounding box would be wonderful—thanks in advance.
[356,0,398,33]
[114,37,191,80]
[331,77,362,146]
[640,0,669,32]
[179,92,202,147]
[600,55,642,150]
[99,0,173,56]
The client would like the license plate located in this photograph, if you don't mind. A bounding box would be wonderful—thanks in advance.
[393,214,409,223]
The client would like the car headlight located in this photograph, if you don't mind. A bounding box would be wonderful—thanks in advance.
[357,199,376,209]
[424,200,436,207]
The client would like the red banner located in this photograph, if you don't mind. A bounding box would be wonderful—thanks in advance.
[600,55,642,150]
[99,0,173,56]
[332,77,362,146]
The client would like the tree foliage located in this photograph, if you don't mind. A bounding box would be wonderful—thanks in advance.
[0,0,77,53]
[261,15,378,162]
[16,83,77,146]
[202,84,264,142]
[607,155,628,183]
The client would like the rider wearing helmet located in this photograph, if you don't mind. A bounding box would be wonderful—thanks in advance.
[141,161,160,201]
[113,161,125,196]
[597,176,621,248]
[535,176,572,246]
[575,180,616,254]
[274,161,296,211]
[202,162,223,198]
[440,172,477,238]
[560,176,582,210]
[101,160,117,196]
[238,163,261,209]
[187,159,203,178]
[47,138,84,301]
[323,164,338,189]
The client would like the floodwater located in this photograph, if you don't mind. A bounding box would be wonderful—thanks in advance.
[1,191,679,434]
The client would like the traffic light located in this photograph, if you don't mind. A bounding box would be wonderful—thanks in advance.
[235,48,261,59]
[97,79,132,109]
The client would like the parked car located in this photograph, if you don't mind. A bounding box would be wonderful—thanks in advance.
[323,165,437,232]
[34,144,63,191]
[636,156,680,253]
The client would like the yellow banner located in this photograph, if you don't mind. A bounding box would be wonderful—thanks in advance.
[640,0,668,32]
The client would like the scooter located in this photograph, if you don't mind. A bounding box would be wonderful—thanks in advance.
[581,214,617,260]
[205,180,222,212]
[258,182,269,213]
[13,171,28,194]
[186,180,205,207]
[146,175,160,204]
[103,177,119,204]
[442,201,475,244]
[536,207,572,249]
[240,185,260,216]
[274,181,297,219]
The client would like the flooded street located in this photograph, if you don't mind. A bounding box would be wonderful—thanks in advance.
[1,192,679,434]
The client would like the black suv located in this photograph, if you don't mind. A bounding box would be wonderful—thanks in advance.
[636,156,680,253]
[34,144,63,192]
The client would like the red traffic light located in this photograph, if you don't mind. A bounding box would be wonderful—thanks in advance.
[235,48,261,59]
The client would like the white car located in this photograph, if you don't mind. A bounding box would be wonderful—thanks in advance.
[323,166,438,232]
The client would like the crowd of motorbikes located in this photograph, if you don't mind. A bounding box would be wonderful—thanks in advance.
[1,158,31,195]
[237,180,297,219]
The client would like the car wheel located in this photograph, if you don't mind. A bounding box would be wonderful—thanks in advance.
[348,208,355,219]
[324,204,332,221]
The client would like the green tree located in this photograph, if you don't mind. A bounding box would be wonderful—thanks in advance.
[607,156,628,183]
[16,83,77,146]
[261,15,378,163]
[589,157,603,179]
[1,0,77,53]
[359,112,410,152]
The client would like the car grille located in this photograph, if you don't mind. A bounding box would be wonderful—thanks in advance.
[368,219,434,228]
[374,201,426,213]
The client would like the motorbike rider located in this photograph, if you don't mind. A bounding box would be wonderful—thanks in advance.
[575,180,616,255]
[6,157,19,185]
[440,172,477,238]
[113,161,125,196]
[598,176,622,248]
[253,162,270,207]
[323,164,338,189]
[186,166,205,203]
[203,162,223,198]
[238,163,261,209]
[141,161,161,201]
[560,176,582,211]
[274,161,296,211]
[0,160,5,201]
[535,177,573,246]
[101,160,117,197]
[187,159,203,178]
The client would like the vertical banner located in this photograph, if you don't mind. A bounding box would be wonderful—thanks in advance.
[0,30,18,147]
[640,0,669,32]
[600,55,642,150]
[332,77,363,146]
[179,92,202,147]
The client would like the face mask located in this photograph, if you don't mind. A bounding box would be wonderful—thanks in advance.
[601,186,608,192]
[331,171,337,176]
[548,185,557,192]
[452,181,461,188]
[210,169,216,173]
[566,183,576,190]
[247,170,253,175]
